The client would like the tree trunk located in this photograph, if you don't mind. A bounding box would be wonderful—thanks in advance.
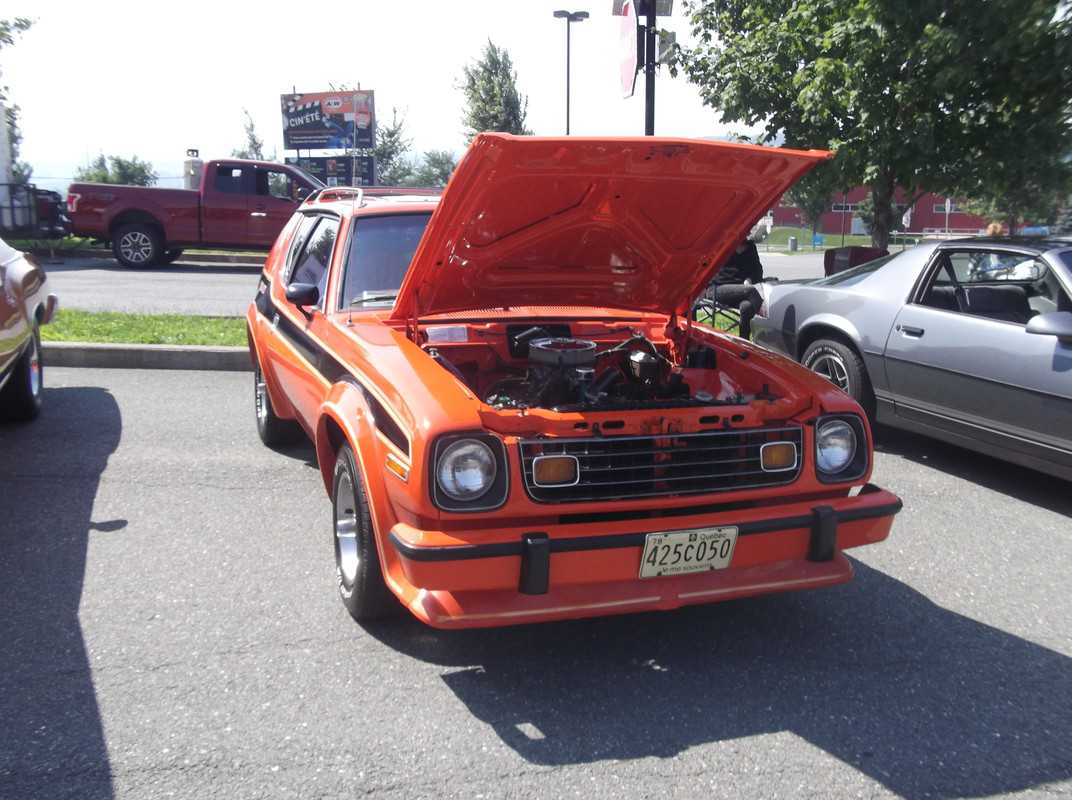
[870,178,896,250]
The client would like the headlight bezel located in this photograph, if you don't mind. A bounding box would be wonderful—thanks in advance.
[814,414,870,484]
[431,433,509,512]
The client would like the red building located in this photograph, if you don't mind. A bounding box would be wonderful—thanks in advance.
[773,186,990,238]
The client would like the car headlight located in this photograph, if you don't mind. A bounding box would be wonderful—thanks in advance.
[437,440,496,500]
[432,434,508,511]
[815,415,869,483]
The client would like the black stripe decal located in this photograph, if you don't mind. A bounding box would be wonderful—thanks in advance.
[254,286,409,455]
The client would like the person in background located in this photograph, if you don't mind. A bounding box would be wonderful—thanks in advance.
[985,222,1003,236]
[709,238,764,339]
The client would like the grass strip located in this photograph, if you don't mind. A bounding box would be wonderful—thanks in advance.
[42,307,739,348]
[41,310,246,347]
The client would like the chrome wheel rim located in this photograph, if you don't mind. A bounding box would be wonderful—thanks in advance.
[810,353,850,392]
[334,470,359,589]
[119,231,153,264]
[28,335,41,397]
[254,365,269,428]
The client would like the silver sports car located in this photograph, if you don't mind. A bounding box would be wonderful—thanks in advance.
[752,237,1072,481]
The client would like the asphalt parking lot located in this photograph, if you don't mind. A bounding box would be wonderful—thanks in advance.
[2,247,1068,798]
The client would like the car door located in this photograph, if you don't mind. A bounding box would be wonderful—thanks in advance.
[201,163,252,246]
[882,246,1072,465]
[260,213,342,430]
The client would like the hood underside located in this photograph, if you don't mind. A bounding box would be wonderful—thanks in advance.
[392,134,831,321]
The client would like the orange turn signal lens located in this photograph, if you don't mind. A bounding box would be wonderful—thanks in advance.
[760,442,798,472]
[532,455,579,486]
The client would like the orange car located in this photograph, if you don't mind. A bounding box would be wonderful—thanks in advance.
[246,134,900,629]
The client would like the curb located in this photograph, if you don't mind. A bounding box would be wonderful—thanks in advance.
[44,341,251,372]
[30,247,266,267]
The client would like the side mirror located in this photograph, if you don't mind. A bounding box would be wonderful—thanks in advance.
[1025,310,1072,343]
[285,282,320,308]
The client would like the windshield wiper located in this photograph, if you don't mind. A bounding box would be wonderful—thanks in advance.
[349,291,398,307]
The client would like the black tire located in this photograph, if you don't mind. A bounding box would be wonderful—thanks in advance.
[801,337,875,419]
[0,324,43,422]
[113,223,163,267]
[333,444,396,621]
[253,357,302,446]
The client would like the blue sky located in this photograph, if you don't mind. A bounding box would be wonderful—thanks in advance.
[2,1,745,193]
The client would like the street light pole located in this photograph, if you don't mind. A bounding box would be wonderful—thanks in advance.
[553,10,589,134]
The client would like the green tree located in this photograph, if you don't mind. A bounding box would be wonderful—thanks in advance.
[672,0,1072,249]
[412,150,458,188]
[374,108,415,185]
[232,108,266,160]
[785,161,840,238]
[459,40,531,142]
[2,17,34,182]
[74,154,158,186]
[1053,196,1072,234]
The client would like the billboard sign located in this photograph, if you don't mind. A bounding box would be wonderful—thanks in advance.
[287,156,376,187]
[281,91,375,151]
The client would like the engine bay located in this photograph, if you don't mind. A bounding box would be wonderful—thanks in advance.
[421,322,778,413]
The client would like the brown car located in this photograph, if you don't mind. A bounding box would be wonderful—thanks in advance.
[0,237,58,421]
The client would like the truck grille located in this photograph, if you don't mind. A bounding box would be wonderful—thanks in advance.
[519,427,803,504]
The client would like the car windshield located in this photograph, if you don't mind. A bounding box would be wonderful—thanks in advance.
[339,212,434,309]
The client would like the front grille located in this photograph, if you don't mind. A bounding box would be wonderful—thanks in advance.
[519,427,803,503]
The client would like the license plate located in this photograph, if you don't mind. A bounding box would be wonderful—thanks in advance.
[639,526,738,578]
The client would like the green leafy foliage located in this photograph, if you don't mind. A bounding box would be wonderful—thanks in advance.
[231,108,266,160]
[412,150,458,188]
[2,17,35,183]
[673,0,1072,247]
[459,40,531,142]
[374,108,416,185]
[74,154,158,186]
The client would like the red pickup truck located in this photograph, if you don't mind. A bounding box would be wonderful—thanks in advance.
[66,159,324,267]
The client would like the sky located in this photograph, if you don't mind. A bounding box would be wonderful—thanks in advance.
[1,0,749,193]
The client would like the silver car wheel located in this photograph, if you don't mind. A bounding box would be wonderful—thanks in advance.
[334,468,360,589]
[810,351,850,392]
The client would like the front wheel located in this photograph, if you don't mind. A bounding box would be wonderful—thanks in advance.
[333,444,396,621]
[801,338,875,419]
[113,223,163,267]
[0,325,43,421]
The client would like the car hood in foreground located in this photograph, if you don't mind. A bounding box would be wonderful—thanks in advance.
[391,134,830,321]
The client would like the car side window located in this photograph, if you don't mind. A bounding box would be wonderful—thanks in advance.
[256,167,299,201]
[288,215,341,309]
[917,249,1041,324]
[213,166,243,194]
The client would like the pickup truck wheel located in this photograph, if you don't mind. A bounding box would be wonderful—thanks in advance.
[0,324,43,422]
[113,223,163,267]
[254,358,302,446]
[333,444,396,621]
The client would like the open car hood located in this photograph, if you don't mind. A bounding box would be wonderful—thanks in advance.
[392,134,831,321]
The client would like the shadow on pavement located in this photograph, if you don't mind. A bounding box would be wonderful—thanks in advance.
[0,386,121,799]
[364,562,1071,798]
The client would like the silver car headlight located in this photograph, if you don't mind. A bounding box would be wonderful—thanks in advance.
[815,415,869,483]
[432,434,508,511]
